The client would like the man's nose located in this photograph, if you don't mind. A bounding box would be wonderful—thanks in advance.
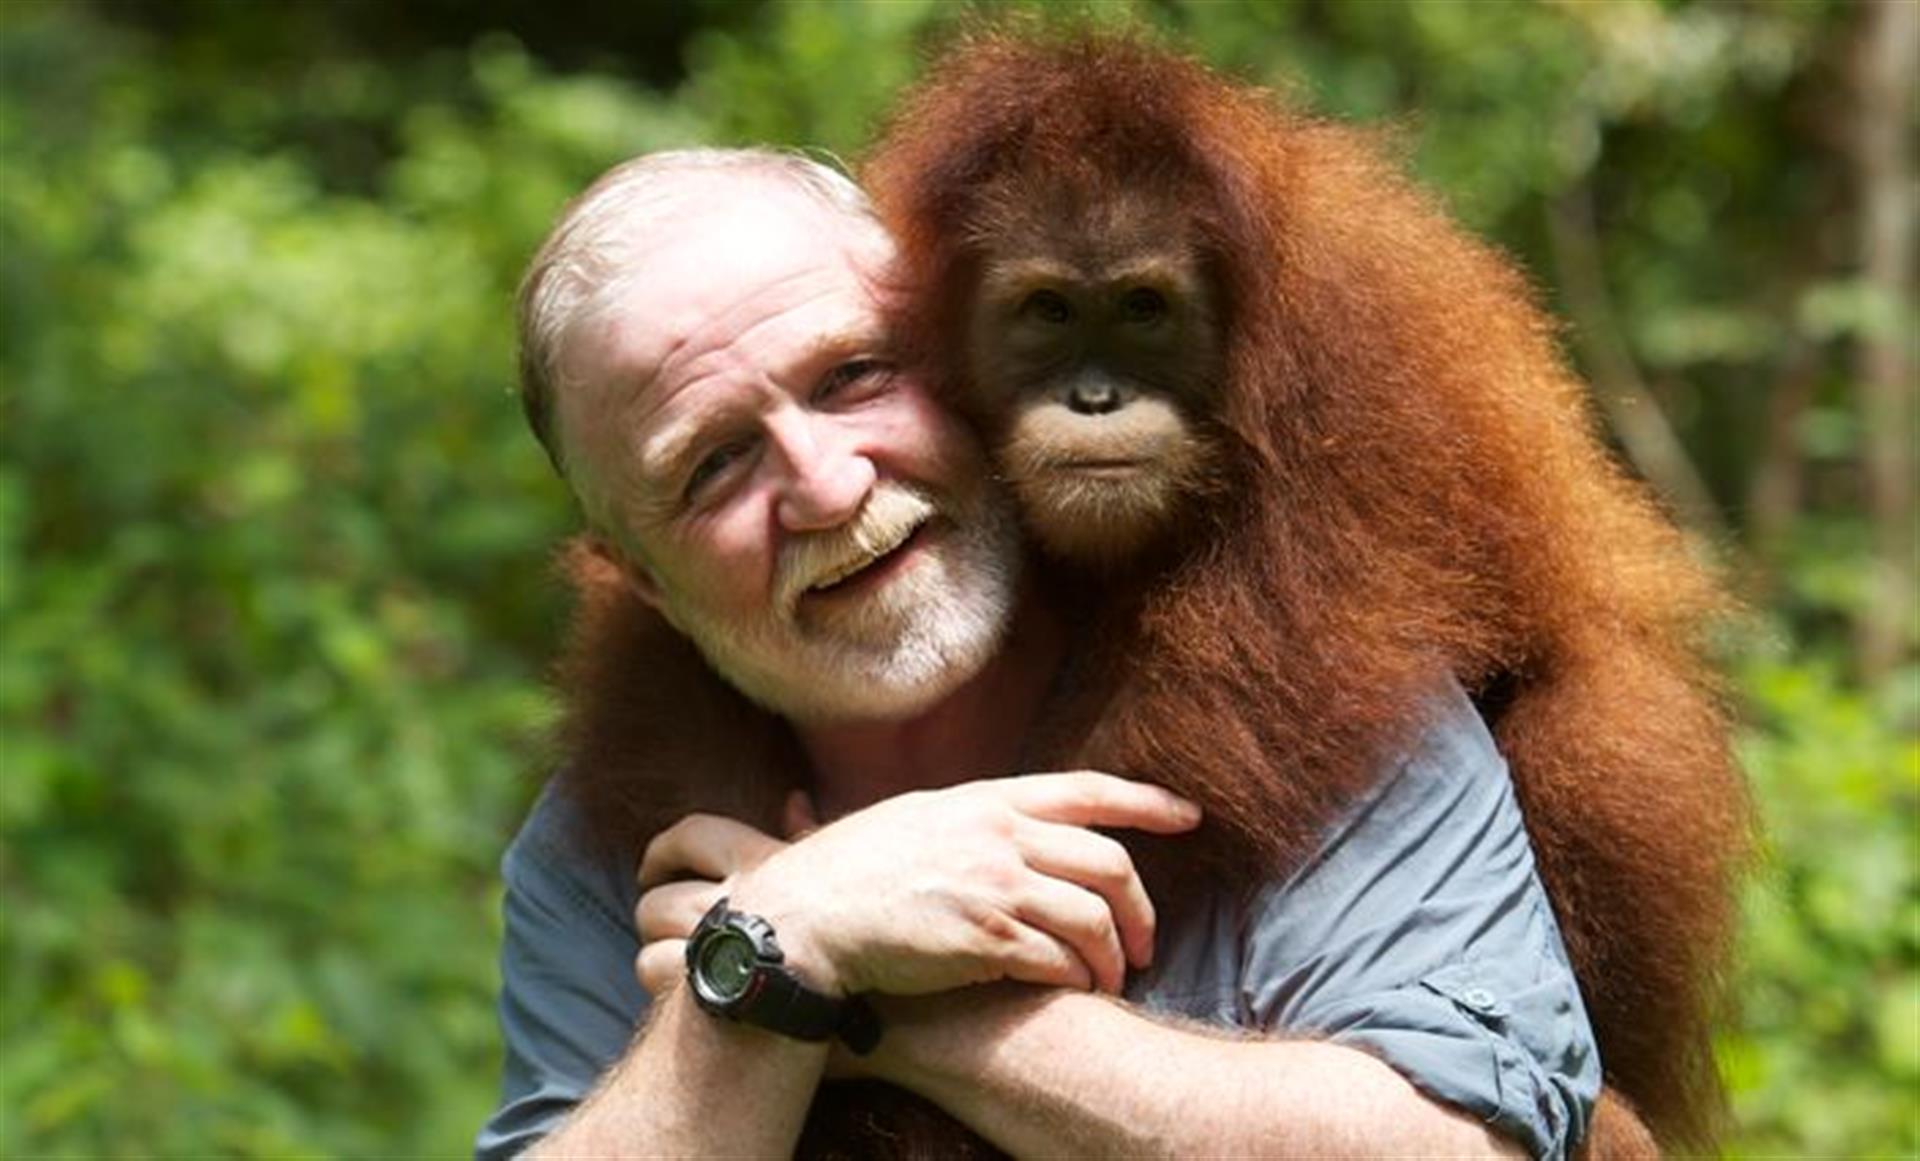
[772,414,877,531]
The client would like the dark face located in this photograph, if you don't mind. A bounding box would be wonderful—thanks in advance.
[962,201,1226,564]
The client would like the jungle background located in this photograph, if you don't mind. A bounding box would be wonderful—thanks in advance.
[2,0,1914,1154]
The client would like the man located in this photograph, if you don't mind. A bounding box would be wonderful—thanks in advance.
[478,149,1598,1158]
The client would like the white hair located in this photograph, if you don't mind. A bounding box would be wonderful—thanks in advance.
[514,148,876,473]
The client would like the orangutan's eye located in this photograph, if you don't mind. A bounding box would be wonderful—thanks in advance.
[1020,289,1073,325]
[1119,286,1168,323]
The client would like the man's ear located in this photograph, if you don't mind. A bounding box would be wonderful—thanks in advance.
[581,532,667,613]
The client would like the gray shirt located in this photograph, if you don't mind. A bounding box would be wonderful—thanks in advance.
[476,680,1599,1158]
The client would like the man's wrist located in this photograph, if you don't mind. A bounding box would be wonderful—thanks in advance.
[763,922,848,997]
[727,875,851,996]
[862,983,1059,1091]
[685,897,878,1053]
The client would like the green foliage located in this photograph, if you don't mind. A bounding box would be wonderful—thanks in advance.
[0,8,670,1154]
[682,0,937,155]
[1724,643,1918,1156]
[1,0,1907,1154]
[1717,514,1919,1155]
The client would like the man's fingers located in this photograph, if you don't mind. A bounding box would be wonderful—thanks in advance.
[638,813,785,889]
[636,879,726,944]
[1014,878,1127,995]
[998,772,1202,835]
[994,925,1096,993]
[636,939,687,998]
[1016,818,1157,970]
[782,789,821,840]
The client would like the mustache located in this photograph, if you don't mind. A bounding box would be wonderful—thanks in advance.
[774,483,938,610]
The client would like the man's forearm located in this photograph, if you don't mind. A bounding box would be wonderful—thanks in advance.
[531,987,827,1158]
[869,986,1524,1159]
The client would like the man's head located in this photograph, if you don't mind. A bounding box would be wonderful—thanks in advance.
[517,149,1020,725]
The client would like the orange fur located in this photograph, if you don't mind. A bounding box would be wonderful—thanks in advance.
[862,28,1746,1150]
[548,27,1742,1156]
[1581,1088,1664,1160]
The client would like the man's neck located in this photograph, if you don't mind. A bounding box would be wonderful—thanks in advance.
[797,587,1066,818]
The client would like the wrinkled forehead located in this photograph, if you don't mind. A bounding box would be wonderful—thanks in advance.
[562,182,894,376]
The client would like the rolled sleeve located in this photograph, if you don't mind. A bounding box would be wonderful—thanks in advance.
[1235,681,1600,1159]
[475,785,652,1161]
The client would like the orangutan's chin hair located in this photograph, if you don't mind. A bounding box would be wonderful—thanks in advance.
[665,481,1022,726]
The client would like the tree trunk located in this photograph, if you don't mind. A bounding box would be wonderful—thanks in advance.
[1547,184,1725,540]
[1746,340,1818,559]
[1853,0,1917,684]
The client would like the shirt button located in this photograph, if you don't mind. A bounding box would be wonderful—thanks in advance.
[1462,987,1498,1012]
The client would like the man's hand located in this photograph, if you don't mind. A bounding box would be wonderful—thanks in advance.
[632,772,1200,1002]
[632,791,820,997]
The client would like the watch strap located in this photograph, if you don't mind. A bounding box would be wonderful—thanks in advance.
[735,964,845,1042]
[835,993,882,1055]
[738,964,882,1055]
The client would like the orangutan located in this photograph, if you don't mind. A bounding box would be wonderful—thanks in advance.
[862,29,1743,1153]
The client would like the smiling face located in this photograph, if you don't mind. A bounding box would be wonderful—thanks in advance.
[552,178,1019,724]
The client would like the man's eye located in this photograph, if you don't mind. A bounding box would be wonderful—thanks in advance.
[815,358,894,403]
[684,439,752,500]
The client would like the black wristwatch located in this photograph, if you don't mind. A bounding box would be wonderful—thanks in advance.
[684,898,881,1054]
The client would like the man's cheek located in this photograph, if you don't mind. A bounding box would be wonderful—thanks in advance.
[906,408,993,491]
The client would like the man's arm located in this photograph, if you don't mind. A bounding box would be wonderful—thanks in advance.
[496,685,1591,1157]
[475,784,833,1159]
[869,985,1523,1157]
[484,773,1199,1158]
[626,681,1595,1158]
[531,988,828,1157]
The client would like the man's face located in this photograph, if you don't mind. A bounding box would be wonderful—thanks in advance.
[553,181,1019,724]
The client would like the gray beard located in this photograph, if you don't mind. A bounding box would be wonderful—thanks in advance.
[663,484,1022,726]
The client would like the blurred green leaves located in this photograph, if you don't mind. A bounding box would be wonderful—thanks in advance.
[1,6,590,1153]
[1728,646,1918,1155]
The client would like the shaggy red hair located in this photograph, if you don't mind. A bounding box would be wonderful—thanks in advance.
[550,27,1743,1158]
[862,29,1746,1151]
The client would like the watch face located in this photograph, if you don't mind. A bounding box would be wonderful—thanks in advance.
[695,929,757,1004]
